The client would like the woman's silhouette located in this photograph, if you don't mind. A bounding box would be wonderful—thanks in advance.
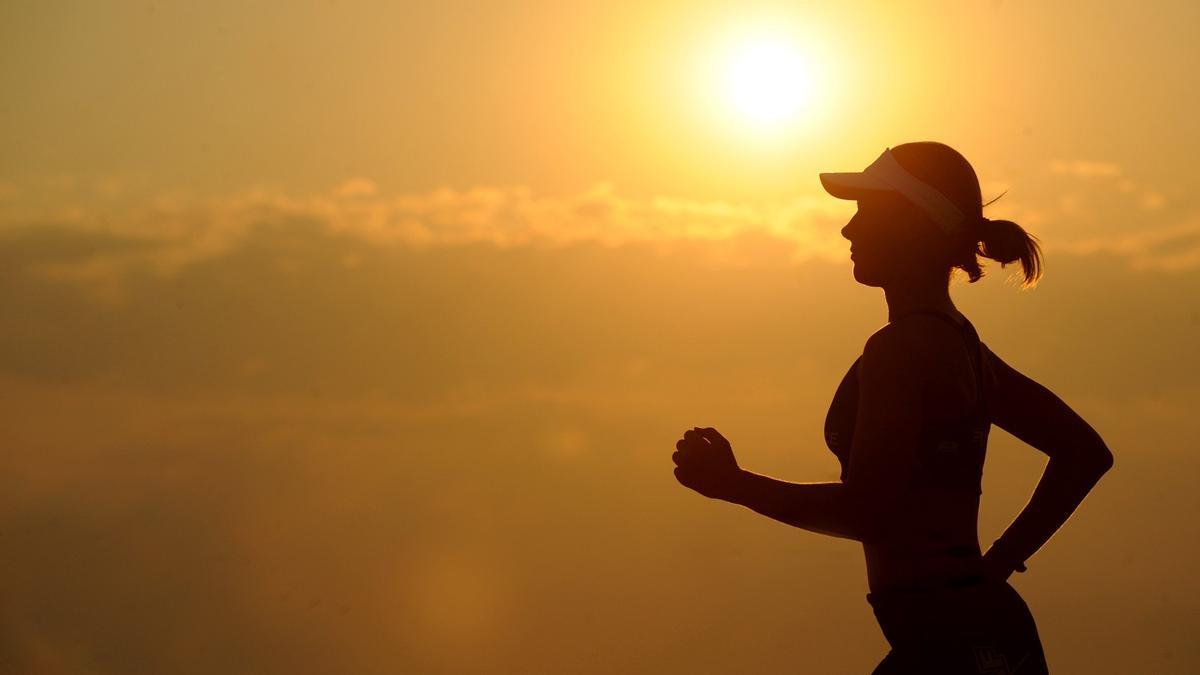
[671,142,1114,674]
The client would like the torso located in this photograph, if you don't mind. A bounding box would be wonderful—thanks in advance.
[824,308,993,593]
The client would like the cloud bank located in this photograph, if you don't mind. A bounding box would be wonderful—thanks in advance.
[1,160,1194,306]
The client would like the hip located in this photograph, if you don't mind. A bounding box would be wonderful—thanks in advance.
[866,577,1049,674]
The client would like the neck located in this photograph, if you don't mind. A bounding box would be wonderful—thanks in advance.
[883,275,958,324]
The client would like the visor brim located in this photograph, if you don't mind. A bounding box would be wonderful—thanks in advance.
[819,172,891,200]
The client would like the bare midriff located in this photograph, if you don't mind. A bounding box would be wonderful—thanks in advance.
[863,487,984,594]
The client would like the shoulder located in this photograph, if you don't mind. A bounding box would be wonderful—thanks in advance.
[862,319,938,364]
[854,324,926,419]
[859,322,931,383]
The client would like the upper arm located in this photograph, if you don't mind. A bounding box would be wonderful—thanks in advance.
[983,344,1114,470]
[845,327,925,538]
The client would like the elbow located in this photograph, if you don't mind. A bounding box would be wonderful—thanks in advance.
[1075,438,1114,476]
[1087,430,1114,472]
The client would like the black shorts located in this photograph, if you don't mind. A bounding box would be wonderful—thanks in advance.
[866,577,1050,674]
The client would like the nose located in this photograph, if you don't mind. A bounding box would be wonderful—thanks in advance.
[841,210,864,242]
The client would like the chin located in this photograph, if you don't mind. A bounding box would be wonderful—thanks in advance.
[852,265,885,288]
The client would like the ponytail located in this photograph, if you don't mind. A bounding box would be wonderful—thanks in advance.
[952,215,1044,289]
[977,217,1043,288]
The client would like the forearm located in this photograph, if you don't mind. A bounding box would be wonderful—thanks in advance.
[988,452,1112,570]
[723,469,871,542]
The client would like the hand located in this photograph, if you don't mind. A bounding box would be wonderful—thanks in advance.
[672,427,743,501]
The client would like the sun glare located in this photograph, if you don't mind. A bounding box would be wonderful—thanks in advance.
[724,39,814,127]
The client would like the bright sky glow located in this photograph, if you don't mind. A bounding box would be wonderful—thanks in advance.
[724,39,814,127]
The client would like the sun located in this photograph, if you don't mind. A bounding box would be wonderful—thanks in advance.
[724,39,814,127]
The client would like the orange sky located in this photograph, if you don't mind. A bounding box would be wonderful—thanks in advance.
[1,2,1198,673]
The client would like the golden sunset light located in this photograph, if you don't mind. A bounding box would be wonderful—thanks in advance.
[724,38,815,126]
[1,2,1197,674]
[691,19,839,147]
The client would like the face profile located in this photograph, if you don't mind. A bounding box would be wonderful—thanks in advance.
[840,190,952,289]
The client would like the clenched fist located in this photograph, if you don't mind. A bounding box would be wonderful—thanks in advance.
[672,427,744,501]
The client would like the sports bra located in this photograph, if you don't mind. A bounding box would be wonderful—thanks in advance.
[823,308,991,495]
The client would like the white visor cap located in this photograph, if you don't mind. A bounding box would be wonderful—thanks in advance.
[820,147,966,236]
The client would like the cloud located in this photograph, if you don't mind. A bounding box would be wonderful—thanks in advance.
[1,169,1196,308]
[982,159,1191,265]
[1060,215,1200,272]
[332,178,379,198]
[1048,159,1123,178]
[0,181,853,300]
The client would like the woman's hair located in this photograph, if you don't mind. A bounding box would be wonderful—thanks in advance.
[891,142,1044,289]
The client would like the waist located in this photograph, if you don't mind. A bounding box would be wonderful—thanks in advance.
[866,573,988,606]
[864,539,985,596]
